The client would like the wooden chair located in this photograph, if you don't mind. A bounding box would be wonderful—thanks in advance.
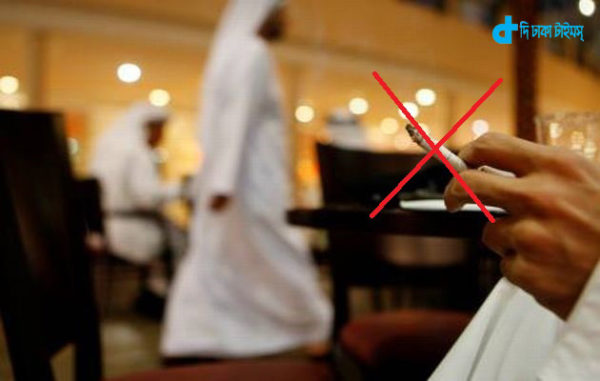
[74,177,169,318]
[316,143,476,380]
[0,110,333,381]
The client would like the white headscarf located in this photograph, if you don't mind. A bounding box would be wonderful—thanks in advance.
[202,0,284,94]
[90,102,169,184]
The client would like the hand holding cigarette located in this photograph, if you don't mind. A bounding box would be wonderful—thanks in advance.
[406,124,515,178]
[442,132,600,319]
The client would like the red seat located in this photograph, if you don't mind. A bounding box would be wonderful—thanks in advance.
[110,360,334,381]
[340,310,471,378]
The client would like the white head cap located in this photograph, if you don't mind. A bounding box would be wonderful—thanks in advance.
[90,102,169,174]
[203,0,284,88]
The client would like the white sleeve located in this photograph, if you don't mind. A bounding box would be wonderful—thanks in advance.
[127,150,180,209]
[204,46,267,196]
[537,262,600,380]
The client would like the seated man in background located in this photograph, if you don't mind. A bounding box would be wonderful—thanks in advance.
[431,133,600,380]
[90,102,181,312]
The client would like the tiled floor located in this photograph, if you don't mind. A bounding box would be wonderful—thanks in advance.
[0,263,340,380]
[102,314,163,379]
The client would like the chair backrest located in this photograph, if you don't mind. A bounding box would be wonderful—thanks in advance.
[316,143,469,335]
[0,110,102,381]
[75,178,105,234]
[316,143,456,282]
[317,143,441,207]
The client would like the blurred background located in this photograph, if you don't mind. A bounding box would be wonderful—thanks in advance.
[2,0,600,380]
[1,0,600,203]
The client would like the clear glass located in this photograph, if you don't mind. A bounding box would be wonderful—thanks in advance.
[535,112,600,161]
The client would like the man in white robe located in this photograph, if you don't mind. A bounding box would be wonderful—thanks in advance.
[430,132,600,380]
[90,102,180,264]
[161,0,331,358]
[325,108,369,151]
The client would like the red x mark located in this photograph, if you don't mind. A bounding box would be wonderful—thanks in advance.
[369,72,503,223]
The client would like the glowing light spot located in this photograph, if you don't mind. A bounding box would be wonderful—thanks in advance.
[399,102,419,120]
[0,76,19,95]
[149,89,171,107]
[415,88,436,106]
[579,0,596,17]
[348,97,369,115]
[117,63,142,83]
[472,119,490,137]
[295,104,315,123]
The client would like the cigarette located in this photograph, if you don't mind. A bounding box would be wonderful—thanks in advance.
[405,124,515,178]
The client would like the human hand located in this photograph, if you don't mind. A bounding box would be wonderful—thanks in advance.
[210,194,231,212]
[444,133,600,319]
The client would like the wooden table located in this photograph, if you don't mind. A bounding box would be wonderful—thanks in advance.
[288,205,499,334]
[287,205,490,238]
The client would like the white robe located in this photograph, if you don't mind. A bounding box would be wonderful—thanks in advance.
[161,0,331,357]
[430,262,600,380]
[90,103,178,264]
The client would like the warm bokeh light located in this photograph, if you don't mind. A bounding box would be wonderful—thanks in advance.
[584,141,598,159]
[570,130,585,150]
[0,76,19,95]
[149,89,171,107]
[295,104,315,123]
[348,97,369,115]
[472,119,490,137]
[549,122,563,139]
[399,102,419,120]
[415,88,436,106]
[117,63,142,83]
[380,117,399,135]
[579,0,596,16]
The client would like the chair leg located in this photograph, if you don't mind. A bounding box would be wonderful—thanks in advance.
[334,345,365,381]
[104,254,115,317]
[332,273,350,340]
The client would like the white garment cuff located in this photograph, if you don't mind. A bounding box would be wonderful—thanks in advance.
[537,261,600,380]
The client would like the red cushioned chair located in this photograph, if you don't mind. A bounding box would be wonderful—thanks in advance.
[316,144,482,380]
[0,110,334,381]
[338,310,471,380]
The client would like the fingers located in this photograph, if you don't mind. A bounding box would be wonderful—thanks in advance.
[444,169,523,213]
[482,217,550,260]
[482,217,516,256]
[500,254,535,290]
[459,133,548,176]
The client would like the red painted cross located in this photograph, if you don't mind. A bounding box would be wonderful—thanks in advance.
[369,72,503,223]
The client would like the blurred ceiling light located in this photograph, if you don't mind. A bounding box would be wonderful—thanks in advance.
[117,63,142,83]
[472,119,490,137]
[415,88,436,106]
[398,102,419,120]
[149,89,171,107]
[579,0,596,16]
[0,76,19,95]
[380,117,399,135]
[295,104,315,123]
[348,97,369,115]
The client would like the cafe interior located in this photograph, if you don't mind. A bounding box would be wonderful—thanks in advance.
[1,0,600,380]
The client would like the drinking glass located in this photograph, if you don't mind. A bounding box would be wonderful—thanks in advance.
[536,112,600,161]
